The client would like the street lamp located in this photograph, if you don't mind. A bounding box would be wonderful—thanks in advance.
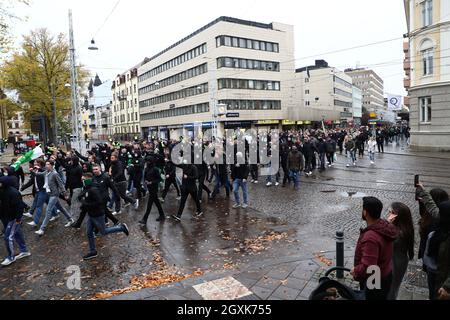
[88,39,99,51]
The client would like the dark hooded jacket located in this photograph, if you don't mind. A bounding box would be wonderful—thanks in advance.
[0,176,25,223]
[354,219,398,282]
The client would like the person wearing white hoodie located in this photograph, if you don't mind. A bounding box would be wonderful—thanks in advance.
[368,136,377,165]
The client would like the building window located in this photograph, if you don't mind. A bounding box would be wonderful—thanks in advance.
[216,35,279,53]
[422,0,433,27]
[305,78,310,83]
[305,101,310,106]
[422,48,433,75]
[217,79,280,91]
[420,96,432,123]
[217,57,279,72]
[305,89,310,95]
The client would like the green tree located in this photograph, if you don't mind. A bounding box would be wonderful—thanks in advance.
[0,0,30,54]
[0,28,88,141]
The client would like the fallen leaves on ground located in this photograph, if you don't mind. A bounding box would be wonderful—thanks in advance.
[242,232,289,254]
[314,253,334,267]
[93,252,204,300]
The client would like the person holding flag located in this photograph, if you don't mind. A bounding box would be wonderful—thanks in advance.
[11,145,45,172]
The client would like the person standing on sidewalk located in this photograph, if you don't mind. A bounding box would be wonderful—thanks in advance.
[34,160,74,236]
[79,172,129,261]
[0,177,31,267]
[351,197,398,300]
[386,202,415,300]
[109,153,137,215]
[231,152,249,209]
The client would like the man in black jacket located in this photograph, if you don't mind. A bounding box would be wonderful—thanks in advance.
[231,152,250,209]
[172,160,202,222]
[80,172,129,261]
[109,153,137,215]
[0,177,30,267]
[92,164,121,226]
[139,158,165,225]
[161,157,181,202]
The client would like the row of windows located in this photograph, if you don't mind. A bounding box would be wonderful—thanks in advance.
[139,63,208,95]
[333,76,352,89]
[141,103,210,121]
[113,85,137,101]
[217,57,280,72]
[216,35,279,53]
[114,125,140,134]
[114,112,139,125]
[139,43,207,83]
[140,83,209,108]
[334,100,353,108]
[334,88,352,99]
[219,100,281,111]
[114,99,138,112]
[218,78,280,91]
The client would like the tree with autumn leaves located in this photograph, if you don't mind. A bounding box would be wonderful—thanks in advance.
[0,28,88,141]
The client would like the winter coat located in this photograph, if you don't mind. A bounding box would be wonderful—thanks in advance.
[110,160,126,183]
[354,219,398,282]
[287,150,305,172]
[231,164,249,180]
[0,177,26,222]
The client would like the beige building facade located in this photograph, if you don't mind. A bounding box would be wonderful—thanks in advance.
[291,60,353,126]
[404,0,450,151]
[138,17,296,140]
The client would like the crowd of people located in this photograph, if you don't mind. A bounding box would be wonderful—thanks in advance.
[1,124,448,300]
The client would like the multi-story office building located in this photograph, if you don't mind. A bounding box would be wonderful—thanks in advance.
[292,60,352,127]
[138,16,295,140]
[345,68,385,116]
[112,61,147,140]
[352,86,363,126]
[404,0,450,150]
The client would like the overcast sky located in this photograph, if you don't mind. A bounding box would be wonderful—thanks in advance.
[12,0,408,95]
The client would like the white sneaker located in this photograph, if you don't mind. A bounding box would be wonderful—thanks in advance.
[250,180,255,183]
[112,211,121,216]
[35,229,44,236]
[275,182,280,186]
[353,162,356,166]
[134,199,139,209]
[242,204,249,209]
[64,219,74,228]
[370,161,375,165]
[232,204,241,209]
[1,257,15,267]
[15,252,31,260]
[27,221,38,227]
[346,164,350,168]
[23,212,33,219]
[254,181,258,184]
[49,215,59,222]
[176,196,181,201]
[266,182,272,187]
[124,203,131,208]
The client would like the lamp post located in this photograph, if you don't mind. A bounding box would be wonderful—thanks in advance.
[51,83,58,144]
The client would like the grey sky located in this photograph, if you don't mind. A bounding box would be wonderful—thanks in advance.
[13,0,407,95]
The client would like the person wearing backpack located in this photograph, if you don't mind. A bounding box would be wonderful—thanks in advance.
[139,157,165,225]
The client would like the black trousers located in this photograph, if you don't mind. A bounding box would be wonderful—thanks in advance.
[362,273,392,301]
[143,190,164,222]
[177,185,201,217]
[162,177,180,198]
[250,165,258,181]
[326,152,334,165]
[377,142,384,153]
[114,181,135,212]
[282,164,290,185]
[197,173,211,200]
[131,171,144,199]
[305,155,313,172]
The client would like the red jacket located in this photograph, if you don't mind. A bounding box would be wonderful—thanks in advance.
[353,219,398,282]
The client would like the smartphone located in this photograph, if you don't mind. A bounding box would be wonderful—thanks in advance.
[414,175,420,187]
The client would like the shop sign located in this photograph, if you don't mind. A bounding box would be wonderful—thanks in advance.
[282,120,296,125]
[256,120,279,125]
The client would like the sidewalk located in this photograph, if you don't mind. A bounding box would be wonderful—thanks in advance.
[381,142,450,160]
[109,250,429,301]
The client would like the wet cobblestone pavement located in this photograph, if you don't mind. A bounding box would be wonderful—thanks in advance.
[1,143,450,299]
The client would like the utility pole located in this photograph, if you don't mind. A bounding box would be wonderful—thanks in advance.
[68,9,83,153]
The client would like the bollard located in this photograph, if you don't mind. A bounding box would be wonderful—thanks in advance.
[336,231,344,279]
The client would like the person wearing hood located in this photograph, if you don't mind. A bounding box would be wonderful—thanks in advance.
[0,176,31,267]
[10,158,25,187]
[1,166,20,190]
[351,196,398,300]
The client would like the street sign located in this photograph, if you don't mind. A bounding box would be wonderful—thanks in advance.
[226,113,240,118]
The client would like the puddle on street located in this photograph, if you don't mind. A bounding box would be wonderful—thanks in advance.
[340,192,367,198]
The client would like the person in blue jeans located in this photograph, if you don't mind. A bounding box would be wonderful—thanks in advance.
[34,160,73,236]
[0,177,31,267]
[287,146,304,190]
[231,152,249,209]
[80,173,129,260]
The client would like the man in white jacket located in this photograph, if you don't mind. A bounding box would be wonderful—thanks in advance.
[367,137,377,165]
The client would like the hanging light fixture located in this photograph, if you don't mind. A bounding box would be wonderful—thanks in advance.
[88,39,99,50]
